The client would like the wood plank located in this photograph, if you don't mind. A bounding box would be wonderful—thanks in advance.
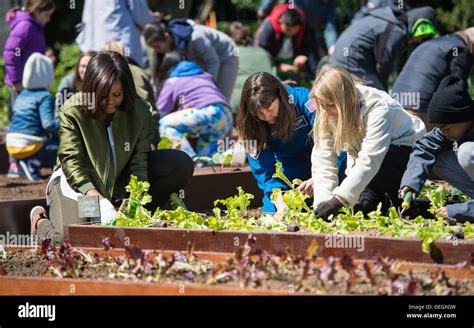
[67,224,474,265]
[0,276,297,295]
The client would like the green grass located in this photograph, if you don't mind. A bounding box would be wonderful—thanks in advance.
[0,57,10,126]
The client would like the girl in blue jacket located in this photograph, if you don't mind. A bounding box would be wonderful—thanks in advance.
[6,53,58,181]
[237,72,345,212]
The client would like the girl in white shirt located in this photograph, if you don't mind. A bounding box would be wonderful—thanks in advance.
[311,65,426,219]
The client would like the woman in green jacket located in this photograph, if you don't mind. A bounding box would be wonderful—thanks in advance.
[30,51,194,245]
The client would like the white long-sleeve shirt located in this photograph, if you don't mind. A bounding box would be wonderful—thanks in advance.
[312,84,426,206]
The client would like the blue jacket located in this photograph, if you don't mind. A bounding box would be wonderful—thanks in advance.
[168,19,236,79]
[8,89,59,137]
[392,34,468,112]
[329,6,408,90]
[400,128,474,222]
[248,84,346,212]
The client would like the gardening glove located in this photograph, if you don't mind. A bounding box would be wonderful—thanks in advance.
[100,198,117,225]
[314,197,343,221]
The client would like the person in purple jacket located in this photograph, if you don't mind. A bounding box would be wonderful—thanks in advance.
[155,51,233,158]
[3,0,55,108]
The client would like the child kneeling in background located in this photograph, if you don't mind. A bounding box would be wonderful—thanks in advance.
[155,51,233,158]
[400,73,474,223]
[6,53,58,180]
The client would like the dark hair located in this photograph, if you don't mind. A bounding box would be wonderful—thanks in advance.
[73,50,97,92]
[143,22,176,91]
[237,72,296,150]
[280,9,303,26]
[155,50,186,97]
[81,51,137,119]
[143,22,171,43]
[225,22,252,46]
[25,0,55,13]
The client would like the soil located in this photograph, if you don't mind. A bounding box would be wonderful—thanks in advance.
[1,245,472,295]
[0,169,50,200]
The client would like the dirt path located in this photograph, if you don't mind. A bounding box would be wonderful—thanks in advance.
[0,169,50,200]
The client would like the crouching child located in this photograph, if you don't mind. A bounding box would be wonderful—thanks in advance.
[400,73,474,222]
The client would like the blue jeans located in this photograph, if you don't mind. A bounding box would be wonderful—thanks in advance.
[431,146,474,198]
[30,138,59,167]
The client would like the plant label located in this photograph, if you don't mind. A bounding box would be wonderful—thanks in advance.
[78,195,100,223]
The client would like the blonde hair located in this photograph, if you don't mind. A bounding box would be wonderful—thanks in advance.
[100,42,126,56]
[311,65,365,154]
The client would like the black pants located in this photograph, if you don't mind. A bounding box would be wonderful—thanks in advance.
[147,149,195,210]
[355,145,412,214]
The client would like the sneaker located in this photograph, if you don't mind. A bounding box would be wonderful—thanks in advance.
[30,206,48,236]
[7,161,20,178]
[18,158,41,181]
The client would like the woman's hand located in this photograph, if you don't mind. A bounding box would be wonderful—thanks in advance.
[297,178,314,197]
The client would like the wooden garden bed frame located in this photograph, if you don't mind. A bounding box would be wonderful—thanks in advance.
[1,246,472,295]
[67,224,474,265]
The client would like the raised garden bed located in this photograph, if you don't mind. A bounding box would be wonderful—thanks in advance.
[0,166,263,235]
[1,237,472,295]
[0,245,291,295]
[67,224,474,265]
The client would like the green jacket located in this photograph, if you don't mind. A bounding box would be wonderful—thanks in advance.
[56,92,153,200]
